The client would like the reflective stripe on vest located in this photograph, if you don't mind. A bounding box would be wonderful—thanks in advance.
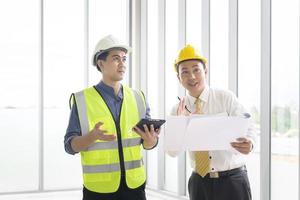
[132,90,146,119]
[83,137,142,151]
[74,91,89,135]
[82,159,143,173]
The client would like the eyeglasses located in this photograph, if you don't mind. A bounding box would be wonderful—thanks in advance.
[112,55,127,63]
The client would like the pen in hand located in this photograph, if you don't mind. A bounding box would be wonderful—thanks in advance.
[177,96,191,113]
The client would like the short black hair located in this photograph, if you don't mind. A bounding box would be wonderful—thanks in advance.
[95,51,109,72]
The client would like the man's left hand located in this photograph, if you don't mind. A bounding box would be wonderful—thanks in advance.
[133,124,161,149]
[231,137,253,154]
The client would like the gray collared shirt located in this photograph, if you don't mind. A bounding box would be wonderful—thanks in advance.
[64,81,151,155]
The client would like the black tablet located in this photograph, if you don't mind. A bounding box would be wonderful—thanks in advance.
[135,118,166,132]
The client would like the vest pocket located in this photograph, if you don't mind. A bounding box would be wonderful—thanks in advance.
[126,166,146,185]
[130,146,143,160]
[83,150,110,165]
[84,172,113,182]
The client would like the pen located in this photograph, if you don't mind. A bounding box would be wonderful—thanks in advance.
[177,96,191,113]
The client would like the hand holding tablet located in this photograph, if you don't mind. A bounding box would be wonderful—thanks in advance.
[135,118,166,132]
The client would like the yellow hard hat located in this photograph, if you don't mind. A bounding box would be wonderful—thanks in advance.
[174,44,207,72]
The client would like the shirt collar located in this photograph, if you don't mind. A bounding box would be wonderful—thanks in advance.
[96,81,123,99]
[186,85,210,104]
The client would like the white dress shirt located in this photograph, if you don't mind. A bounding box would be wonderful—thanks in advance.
[169,85,256,172]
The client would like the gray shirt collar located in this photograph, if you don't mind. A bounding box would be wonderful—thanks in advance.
[96,81,123,100]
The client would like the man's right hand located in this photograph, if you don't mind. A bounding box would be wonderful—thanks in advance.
[177,97,190,116]
[91,122,116,141]
[71,122,116,152]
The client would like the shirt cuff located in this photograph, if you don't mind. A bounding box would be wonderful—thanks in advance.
[64,135,78,155]
[142,138,159,150]
[247,137,255,152]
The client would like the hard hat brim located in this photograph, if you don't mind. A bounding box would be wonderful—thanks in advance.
[174,58,207,72]
[175,57,207,66]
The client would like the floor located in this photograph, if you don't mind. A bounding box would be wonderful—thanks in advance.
[0,189,184,200]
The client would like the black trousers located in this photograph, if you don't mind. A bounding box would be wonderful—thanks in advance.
[83,178,146,200]
[188,166,252,200]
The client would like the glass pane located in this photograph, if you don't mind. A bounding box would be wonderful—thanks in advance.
[186,0,202,194]
[186,0,202,48]
[0,0,39,192]
[271,0,299,199]
[210,0,229,89]
[165,0,180,193]
[238,0,261,199]
[147,0,159,189]
[89,0,127,85]
[43,0,84,189]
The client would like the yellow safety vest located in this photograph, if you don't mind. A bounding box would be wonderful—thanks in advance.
[73,85,147,193]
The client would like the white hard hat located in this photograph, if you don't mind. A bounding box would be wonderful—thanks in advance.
[92,35,131,66]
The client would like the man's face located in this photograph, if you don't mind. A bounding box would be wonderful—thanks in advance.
[99,50,127,82]
[177,60,207,97]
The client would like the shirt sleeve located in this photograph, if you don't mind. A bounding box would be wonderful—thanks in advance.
[64,104,82,155]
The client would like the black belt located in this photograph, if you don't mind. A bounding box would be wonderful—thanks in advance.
[199,166,246,178]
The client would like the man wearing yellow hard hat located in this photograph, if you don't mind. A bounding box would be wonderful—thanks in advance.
[168,44,255,200]
[64,35,160,200]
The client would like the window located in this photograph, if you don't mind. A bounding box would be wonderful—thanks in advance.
[0,0,130,193]
[0,0,39,192]
[271,0,299,199]
[186,0,202,48]
[43,0,84,189]
[210,0,229,89]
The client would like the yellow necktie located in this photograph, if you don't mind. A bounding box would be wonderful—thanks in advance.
[194,98,210,177]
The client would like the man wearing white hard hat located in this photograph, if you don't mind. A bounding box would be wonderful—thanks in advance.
[64,35,160,200]
[167,44,255,200]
